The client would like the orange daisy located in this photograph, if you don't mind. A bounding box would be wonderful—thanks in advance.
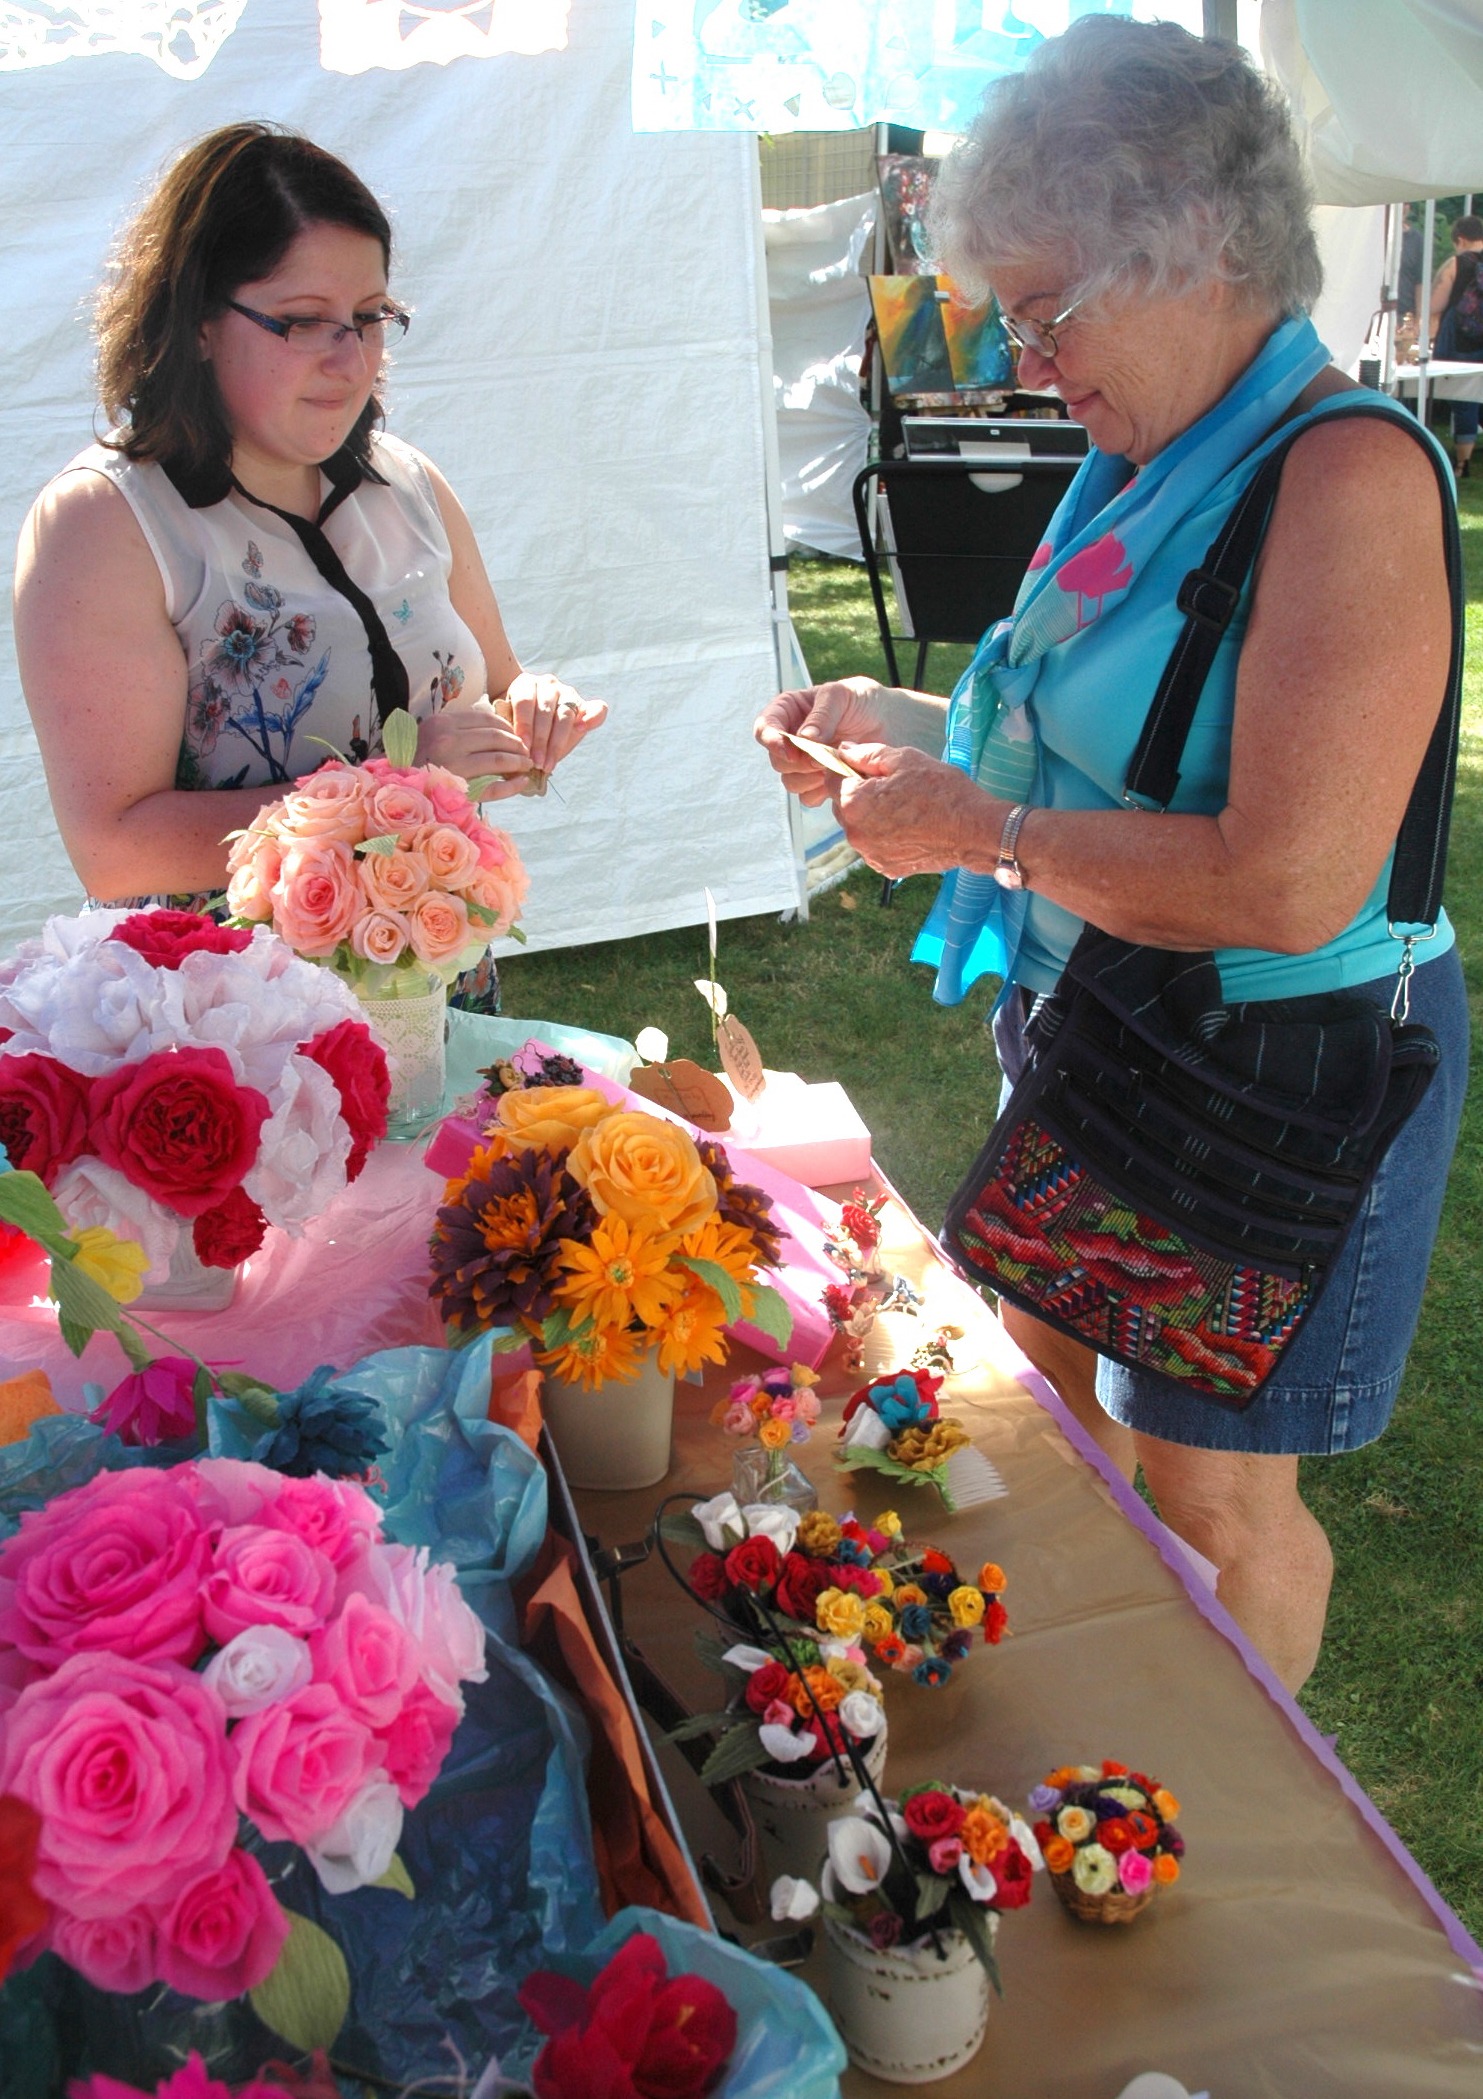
[655,1273,731,1379]
[554,1213,678,1332]
[537,1318,644,1391]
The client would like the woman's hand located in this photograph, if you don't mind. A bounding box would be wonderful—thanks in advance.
[414,699,537,793]
[833,744,1000,878]
[500,672,608,773]
[754,678,892,804]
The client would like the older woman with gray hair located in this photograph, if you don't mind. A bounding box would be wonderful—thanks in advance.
[756,17,1465,1693]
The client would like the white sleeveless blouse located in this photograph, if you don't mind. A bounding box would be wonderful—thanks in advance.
[67,432,487,790]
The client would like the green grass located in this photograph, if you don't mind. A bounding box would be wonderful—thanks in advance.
[498,448,1483,1939]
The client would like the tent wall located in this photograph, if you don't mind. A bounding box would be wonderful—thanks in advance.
[0,0,798,957]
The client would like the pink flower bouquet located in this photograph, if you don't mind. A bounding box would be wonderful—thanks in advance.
[0,910,390,1277]
[224,742,527,988]
[0,1457,488,2007]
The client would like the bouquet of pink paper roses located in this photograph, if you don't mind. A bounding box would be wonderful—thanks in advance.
[0,1457,488,2015]
[224,710,527,987]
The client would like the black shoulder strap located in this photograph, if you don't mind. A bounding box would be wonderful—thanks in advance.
[1124,401,1462,929]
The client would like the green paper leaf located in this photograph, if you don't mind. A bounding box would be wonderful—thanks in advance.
[463,774,499,799]
[659,1511,708,1549]
[946,1889,1003,1996]
[372,1852,415,1900]
[665,1710,736,1743]
[465,901,498,927]
[913,1871,951,1923]
[833,1442,943,1495]
[116,1324,153,1375]
[676,1256,742,1325]
[742,1282,793,1347]
[507,924,528,945]
[0,1171,72,1257]
[250,1910,351,2052]
[48,1257,127,1338]
[692,1629,730,1674]
[381,709,419,770]
[699,1722,774,1786]
[354,833,399,858]
[302,734,352,765]
[540,1305,589,1352]
[58,1314,93,1360]
[215,1373,280,1425]
[192,1364,213,1440]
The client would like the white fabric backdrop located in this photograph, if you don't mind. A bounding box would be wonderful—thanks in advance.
[0,0,799,956]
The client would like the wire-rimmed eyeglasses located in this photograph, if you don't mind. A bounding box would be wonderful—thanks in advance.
[999,295,1084,361]
[226,300,411,355]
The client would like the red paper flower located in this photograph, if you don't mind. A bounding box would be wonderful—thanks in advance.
[108,910,253,967]
[743,1661,791,1716]
[193,1187,269,1268]
[1098,1816,1136,1856]
[990,1839,1034,1910]
[0,1052,91,1185]
[722,1536,781,1596]
[919,1548,955,1576]
[299,1020,390,1182]
[983,1600,1009,1645]
[91,1048,269,1217]
[772,1550,833,1624]
[902,1789,967,1844]
[0,1794,47,1983]
[88,1356,199,1447]
[687,1552,728,1603]
[520,1930,737,2099]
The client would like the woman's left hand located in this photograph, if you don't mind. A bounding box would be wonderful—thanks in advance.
[500,673,607,773]
[834,744,997,878]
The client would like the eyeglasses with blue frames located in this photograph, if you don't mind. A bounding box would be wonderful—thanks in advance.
[999,295,1084,360]
[226,300,411,355]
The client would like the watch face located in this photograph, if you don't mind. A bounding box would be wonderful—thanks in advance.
[993,864,1023,891]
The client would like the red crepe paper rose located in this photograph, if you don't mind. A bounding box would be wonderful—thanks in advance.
[89,1356,199,1447]
[901,1788,967,1845]
[520,1930,737,2099]
[0,1794,47,1983]
[743,1660,792,1716]
[983,1600,1009,1644]
[108,911,253,967]
[91,1048,270,1217]
[193,1187,269,1268]
[772,1550,833,1624]
[688,1552,728,1602]
[0,1052,91,1184]
[1098,1816,1136,1856]
[722,1535,781,1595]
[299,1020,390,1182]
[990,1839,1034,1910]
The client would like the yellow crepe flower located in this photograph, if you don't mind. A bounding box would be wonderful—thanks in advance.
[758,1417,791,1450]
[554,1213,678,1332]
[66,1226,149,1306]
[1056,1805,1094,1844]
[814,1587,867,1640]
[875,1509,902,1537]
[872,1567,895,1600]
[947,1585,986,1629]
[797,1511,842,1557]
[536,1316,644,1390]
[678,1215,761,1291]
[654,1273,731,1380]
[862,1604,894,1644]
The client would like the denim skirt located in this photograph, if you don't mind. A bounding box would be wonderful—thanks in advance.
[990,946,1469,1455]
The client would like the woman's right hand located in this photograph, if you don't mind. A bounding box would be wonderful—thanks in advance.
[754,677,891,804]
[414,698,536,795]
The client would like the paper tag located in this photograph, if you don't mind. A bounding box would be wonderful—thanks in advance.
[781,731,863,781]
[718,1015,767,1102]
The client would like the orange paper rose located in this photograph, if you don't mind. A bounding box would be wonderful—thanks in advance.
[487,1086,618,1159]
[567,1112,717,1236]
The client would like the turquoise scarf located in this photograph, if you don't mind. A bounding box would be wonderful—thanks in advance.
[912,313,1331,1005]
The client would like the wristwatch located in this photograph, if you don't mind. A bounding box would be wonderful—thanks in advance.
[992,803,1031,891]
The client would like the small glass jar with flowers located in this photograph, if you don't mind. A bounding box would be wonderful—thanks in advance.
[1028,1760,1185,1924]
[715,1363,822,1516]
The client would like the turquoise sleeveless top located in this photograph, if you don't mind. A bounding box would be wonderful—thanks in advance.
[912,315,1456,1004]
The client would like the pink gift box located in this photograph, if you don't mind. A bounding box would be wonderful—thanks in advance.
[424,1052,842,1369]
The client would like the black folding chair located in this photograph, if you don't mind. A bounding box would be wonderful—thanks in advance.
[853,455,1082,688]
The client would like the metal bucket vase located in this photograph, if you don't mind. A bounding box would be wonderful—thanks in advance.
[743,1721,888,1883]
[542,1346,676,1491]
[822,1911,992,2085]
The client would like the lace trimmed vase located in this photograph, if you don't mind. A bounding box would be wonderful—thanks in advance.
[822,1910,992,2085]
[350,964,448,1140]
[743,1720,888,1883]
[541,1345,676,1491]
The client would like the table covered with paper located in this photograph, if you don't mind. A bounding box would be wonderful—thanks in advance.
[566,1189,1483,2099]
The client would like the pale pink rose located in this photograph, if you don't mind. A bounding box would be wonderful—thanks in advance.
[187,1457,281,1528]
[271,838,361,957]
[0,1653,235,1916]
[769,1397,797,1423]
[720,1403,753,1436]
[406,889,471,969]
[410,822,481,892]
[224,834,283,923]
[0,1468,210,1668]
[259,1474,381,1572]
[365,780,436,839]
[304,1776,403,1894]
[420,764,479,830]
[201,1625,313,1718]
[375,1679,461,1808]
[349,1543,488,1704]
[468,861,527,938]
[761,1697,795,1729]
[156,1848,289,2001]
[357,846,430,914]
[276,767,371,844]
[928,1836,964,1874]
[349,908,411,966]
[793,1391,822,1425]
[358,756,394,782]
[893,1644,925,1672]
[51,1906,157,1994]
[203,1525,337,1647]
[309,1590,420,1729]
[232,1681,381,1846]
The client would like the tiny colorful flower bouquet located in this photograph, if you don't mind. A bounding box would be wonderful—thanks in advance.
[836,1367,1005,1513]
[1029,1760,1185,1924]
[669,1636,887,1788]
[715,1363,821,1513]
[428,1085,790,1386]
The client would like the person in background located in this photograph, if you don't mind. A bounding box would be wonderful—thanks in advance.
[14,123,605,1003]
[1425,212,1483,477]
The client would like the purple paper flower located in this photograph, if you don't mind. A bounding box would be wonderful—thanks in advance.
[1028,1784,1063,1815]
[868,1910,903,1949]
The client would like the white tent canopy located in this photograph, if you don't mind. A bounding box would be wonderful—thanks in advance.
[0,0,799,956]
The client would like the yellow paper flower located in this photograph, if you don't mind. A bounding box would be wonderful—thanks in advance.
[67,1227,150,1306]
[554,1213,678,1333]
[872,1567,895,1599]
[1056,1805,1095,1844]
[796,1511,842,1558]
[875,1509,902,1536]
[824,1657,878,1697]
[789,1362,820,1387]
[654,1272,730,1379]
[758,1416,791,1451]
[678,1216,760,1291]
[536,1318,643,1391]
[947,1585,986,1629]
[486,1085,616,1158]
[862,1604,894,1644]
[567,1112,717,1236]
[814,1587,867,1640]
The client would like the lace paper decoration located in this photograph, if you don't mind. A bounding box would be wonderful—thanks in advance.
[0,0,247,76]
[319,0,567,75]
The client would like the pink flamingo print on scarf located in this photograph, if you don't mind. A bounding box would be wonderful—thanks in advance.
[1056,532,1133,629]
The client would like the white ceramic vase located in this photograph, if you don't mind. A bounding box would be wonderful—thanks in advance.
[353,966,447,1139]
[822,1910,991,2085]
[541,1345,676,1491]
[743,1721,889,1883]
[136,1221,242,1313]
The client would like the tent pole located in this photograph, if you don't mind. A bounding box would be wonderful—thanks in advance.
[1416,196,1436,430]
[1381,202,1404,393]
[750,135,810,922]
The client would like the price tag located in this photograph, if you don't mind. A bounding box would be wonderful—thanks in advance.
[718,1015,767,1102]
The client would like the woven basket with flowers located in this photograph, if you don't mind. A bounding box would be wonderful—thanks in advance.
[1028,1760,1185,1924]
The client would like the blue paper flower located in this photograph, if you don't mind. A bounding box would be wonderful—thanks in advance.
[898,1602,933,1640]
[913,1656,952,1687]
[249,1364,388,1479]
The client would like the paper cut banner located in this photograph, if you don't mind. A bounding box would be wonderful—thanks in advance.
[0,0,248,77]
[320,0,567,75]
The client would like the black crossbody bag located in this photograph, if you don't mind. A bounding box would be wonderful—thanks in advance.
[943,405,1462,1409]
